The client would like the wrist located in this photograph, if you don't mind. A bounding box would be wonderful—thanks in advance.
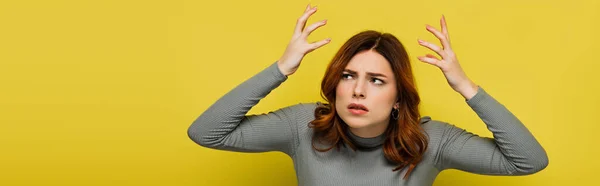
[277,60,290,76]
[456,80,478,100]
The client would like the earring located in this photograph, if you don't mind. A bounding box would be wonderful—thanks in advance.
[391,108,399,120]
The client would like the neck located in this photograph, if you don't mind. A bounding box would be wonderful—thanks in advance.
[348,119,390,138]
[346,126,387,149]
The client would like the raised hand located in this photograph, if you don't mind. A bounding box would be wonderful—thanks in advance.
[277,4,331,76]
[417,16,478,99]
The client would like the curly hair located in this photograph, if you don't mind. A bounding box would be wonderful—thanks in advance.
[309,30,428,180]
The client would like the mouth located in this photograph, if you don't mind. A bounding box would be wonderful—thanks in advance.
[347,103,369,115]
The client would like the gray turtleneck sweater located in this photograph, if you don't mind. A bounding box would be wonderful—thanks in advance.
[187,61,548,186]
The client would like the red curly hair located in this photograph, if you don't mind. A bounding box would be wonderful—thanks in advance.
[310,30,428,180]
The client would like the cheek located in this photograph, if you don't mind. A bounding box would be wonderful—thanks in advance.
[372,87,398,106]
[336,82,350,96]
[381,87,397,101]
[335,83,351,111]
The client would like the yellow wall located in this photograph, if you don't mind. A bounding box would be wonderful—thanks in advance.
[1,0,597,185]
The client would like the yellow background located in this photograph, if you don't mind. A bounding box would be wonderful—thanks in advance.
[0,0,598,185]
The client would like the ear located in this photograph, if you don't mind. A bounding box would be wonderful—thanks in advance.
[393,102,399,109]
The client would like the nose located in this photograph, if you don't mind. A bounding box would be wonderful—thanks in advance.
[352,78,366,99]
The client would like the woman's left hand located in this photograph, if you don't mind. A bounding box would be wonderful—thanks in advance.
[417,15,479,100]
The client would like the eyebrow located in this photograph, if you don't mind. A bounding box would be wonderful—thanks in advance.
[343,69,388,78]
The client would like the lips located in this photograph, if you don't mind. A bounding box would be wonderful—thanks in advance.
[347,103,369,112]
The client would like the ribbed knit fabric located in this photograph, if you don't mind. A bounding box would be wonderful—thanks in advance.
[187,61,548,186]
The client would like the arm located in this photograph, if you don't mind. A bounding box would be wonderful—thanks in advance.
[436,86,549,175]
[417,16,548,175]
[188,4,330,156]
[187,61,305,156]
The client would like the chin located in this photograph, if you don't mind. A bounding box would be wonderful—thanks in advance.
[340,115,371,129]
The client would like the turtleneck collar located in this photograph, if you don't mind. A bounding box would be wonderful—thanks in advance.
[346,128,386,150]
[344,116,432,150]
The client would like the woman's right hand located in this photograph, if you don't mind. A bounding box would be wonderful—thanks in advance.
[277,4,331,76]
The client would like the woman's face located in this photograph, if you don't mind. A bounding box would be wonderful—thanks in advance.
[335,50,398,138]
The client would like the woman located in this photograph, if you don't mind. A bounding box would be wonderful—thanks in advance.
[188,4,548,185]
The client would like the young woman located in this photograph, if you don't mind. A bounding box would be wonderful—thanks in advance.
[188,4,548,186]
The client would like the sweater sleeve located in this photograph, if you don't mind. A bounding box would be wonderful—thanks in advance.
[187,61,306,156]
[435,86,549,175]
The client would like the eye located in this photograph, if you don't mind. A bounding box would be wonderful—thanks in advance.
[342,73,353,80]
[372,78,384,85]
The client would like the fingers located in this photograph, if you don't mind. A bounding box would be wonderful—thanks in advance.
[302,19,327,39]
[291,4,331,52]
[440,15,450,39]
[425,24,450,50]
[440,15,451,46]
[294,5,318,37]
[417,55,440,67]
[309,38,332,51]
[425,54,439,60]
[418,16,453,68]
[418,39,445,58]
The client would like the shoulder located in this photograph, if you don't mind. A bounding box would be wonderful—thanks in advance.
[419,116,458,160]
[291,101,329,113]
[419,116,458,138]
[276,101,324,121]
[286,101,323,112]
[419,115,432,125]
[420,117,473,147]
[279,102,324,134]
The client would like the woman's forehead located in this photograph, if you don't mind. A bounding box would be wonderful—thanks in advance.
[345,51,393,75]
